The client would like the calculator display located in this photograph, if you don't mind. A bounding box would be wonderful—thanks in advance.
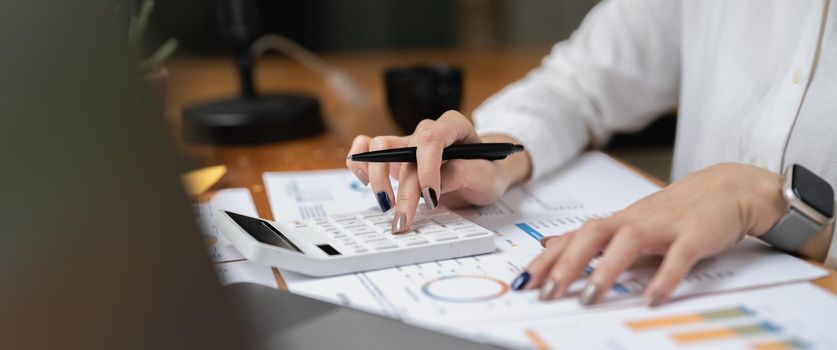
[225,211,302,253]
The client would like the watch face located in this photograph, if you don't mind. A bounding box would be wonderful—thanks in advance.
[791,164,834,218]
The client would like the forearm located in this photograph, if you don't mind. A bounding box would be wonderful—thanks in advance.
[481,134,532,186]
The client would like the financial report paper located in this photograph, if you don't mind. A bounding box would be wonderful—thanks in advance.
[511,283,837,349]
[193,188,281,289]
[264,152,828,348]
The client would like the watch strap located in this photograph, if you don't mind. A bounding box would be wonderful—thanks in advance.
[760,208,823,253]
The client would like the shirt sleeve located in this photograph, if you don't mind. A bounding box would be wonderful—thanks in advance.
[473,0,682,180]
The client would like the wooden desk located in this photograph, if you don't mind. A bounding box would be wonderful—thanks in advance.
[165,47,836,294]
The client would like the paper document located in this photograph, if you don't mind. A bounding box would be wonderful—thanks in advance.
[283,238,825,331]
[191,188,282,289]
[457,153,659,229]
[510,283,837,349]
[264,168,398,221]
[193,188,258,263]
[266,152,828,348]
[215,260,282,289]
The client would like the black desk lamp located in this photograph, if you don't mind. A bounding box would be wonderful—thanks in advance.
[182,0,326,144]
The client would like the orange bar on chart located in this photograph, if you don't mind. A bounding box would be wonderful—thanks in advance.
[626,314,704,330]
[751,340,806,350]
[672,328,738,343]
[672,323,779,344]
[626,307,753,331]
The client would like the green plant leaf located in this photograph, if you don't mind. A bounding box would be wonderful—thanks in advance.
[130,0,155,49]
[141,38,178,70]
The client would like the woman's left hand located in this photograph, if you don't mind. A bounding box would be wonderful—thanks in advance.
[518,163,786,306]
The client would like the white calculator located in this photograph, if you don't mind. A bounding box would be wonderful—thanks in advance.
[216,207,496,276]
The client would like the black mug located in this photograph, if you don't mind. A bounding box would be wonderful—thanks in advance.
[384,64,463,134]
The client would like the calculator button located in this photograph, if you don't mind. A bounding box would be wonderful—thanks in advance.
[330,213,358,221]
[334,235,355,242]
[462,229,491,237]
[358,209,386,218]
[358,234,386,243]
[413,219,432,226]
[452,224,481,232]
[343,243,364,251]
[368,240,398,250]
[433,213,459,220]
[349,230,376,237]
[417,224,445,234]
[401,236,429,246]
[442,220,472,229]
[366,216,392,224]
[337,219,365,228]
[346,226,374,234]
[311,217,329,224]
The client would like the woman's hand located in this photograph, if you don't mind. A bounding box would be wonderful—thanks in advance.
[515,163,786,306]
[346,110,531,234]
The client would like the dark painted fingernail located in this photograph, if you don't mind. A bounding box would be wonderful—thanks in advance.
[644,292,664,308]
[376,192,391,212]
[511,271,531,291]
[579,283,600,306]
[391,212,408,234]
[421,187,438,209]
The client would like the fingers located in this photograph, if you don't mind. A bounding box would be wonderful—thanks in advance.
[346,135,371,185]
[518,233,574,291]
[391,162,421,234]
[643,236,704,307]
[580,226,647,305]
[367,136,408,212]
[541,220,616,300]
[414,111,479,210]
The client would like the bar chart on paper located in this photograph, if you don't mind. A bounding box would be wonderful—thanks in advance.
[524,284,837,349]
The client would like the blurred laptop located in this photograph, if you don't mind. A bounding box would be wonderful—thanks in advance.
[0,2,501,349]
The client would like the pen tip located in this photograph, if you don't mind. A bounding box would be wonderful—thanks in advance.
[346,155,353,160]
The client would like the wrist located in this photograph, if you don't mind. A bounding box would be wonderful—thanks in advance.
[481,134,532,187]
[739,165,786,237]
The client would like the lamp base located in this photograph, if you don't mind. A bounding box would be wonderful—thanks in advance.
[182,94,325,145]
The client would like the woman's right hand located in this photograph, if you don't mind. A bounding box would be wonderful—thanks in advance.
[346,110,531,234]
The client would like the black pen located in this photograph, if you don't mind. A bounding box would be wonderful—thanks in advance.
[347,143,525,163]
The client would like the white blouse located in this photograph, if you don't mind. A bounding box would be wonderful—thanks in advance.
[473,0,837,267]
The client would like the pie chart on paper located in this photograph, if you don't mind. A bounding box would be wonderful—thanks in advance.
[421,275,510,303]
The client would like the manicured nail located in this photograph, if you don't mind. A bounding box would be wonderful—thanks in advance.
[376,192,391,212]
[579,283,600,306]
[540,236,559,248]
[391,212,407,234]
[352,168,369,186]
[644,292,664,307]
[539,279,556,301]
[421,187,438,209]
[511,271,531,291]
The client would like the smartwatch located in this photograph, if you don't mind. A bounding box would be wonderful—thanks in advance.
[760,164,835,253]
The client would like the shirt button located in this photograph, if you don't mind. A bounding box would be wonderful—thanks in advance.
[791,68,802,84]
